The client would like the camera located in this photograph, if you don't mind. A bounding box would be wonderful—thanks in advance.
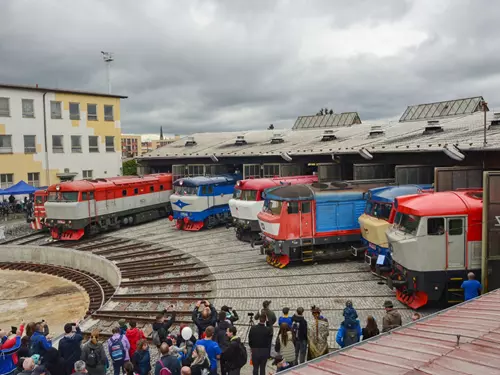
[247,312,254,317]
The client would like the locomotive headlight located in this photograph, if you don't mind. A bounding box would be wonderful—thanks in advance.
[56,185,61,191]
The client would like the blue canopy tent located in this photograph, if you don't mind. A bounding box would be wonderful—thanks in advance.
[0,180,41,195]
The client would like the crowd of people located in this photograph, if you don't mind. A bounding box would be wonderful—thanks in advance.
[0,195,34,220]
[0,298,411,375]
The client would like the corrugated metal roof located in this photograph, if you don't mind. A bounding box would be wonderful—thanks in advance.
[293,112,362,130]
[399,96,486,123]
[288,289,500,375]
[140,110,500,160]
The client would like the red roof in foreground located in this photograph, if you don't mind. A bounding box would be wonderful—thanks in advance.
[289,289,500,375]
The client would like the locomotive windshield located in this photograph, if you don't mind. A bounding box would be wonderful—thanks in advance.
[365,201,392,221]
[35,195,46,204]
[174,186,198,195]
[48,192,78,202]
[233,189,242,199]
[393,212,420,235]
[263,200,283,215]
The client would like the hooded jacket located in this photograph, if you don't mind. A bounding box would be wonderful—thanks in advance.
[81,341,107,375]
[214,320,232,351]
[58,327,83,375]
[152,314,176,343]
[0,336,20,375]
[192,306,217,337]
[382,309,402,333]
[291,314,308,342]
[43,347,66,375]
[221,336,244,370]
[125,328,145,357]
[335,321,362,348]
[132,349,151,375]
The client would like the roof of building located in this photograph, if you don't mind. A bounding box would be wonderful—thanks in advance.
[293,112,362,130]
[140,110,500,160]
[395,190,483,217]
[288,288,500,375]
[368,185,433,203]
[0,83,128,99]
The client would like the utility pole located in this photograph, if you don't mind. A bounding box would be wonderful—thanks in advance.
[482,100,488,147]
[101,51,114,94]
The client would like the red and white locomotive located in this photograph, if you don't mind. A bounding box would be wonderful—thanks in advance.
[45,174,173,240]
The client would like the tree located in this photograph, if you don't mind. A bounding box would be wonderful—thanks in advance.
[329,109,333,115]
[268,124,274,130]
[123,159,138,176]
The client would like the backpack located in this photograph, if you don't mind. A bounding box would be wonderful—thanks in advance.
[86,347,101,368]
[343,327,359,347]
[110,336,125,362]
[343,307,358,329]
[153,326,167,346]
[234,341,248,369]
[157,359,172,375]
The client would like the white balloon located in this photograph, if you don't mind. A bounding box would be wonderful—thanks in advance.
[181,326,193,341]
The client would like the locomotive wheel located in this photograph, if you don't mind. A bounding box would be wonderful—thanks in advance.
[236,228,243,240]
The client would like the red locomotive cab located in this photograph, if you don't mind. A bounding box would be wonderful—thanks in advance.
[387,189,483,309]
[31,190,48,230]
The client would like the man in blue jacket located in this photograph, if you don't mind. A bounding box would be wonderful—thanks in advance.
[335,319,362,348]
[30,323,52,357]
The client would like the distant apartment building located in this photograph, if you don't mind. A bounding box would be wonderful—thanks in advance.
[121,134,142,157]
[0,83,127,188]
[141,135,181,155]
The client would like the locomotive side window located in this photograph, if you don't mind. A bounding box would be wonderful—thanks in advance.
[35,196,44,204]
[134,188,139,195]
[82,192,87,200]
[160,185,164,191]
[122,190,127,196]
[301,202,311,213]
[150,186,154,192]
[287,201,299,214]
[89,192,94,200]
[448,219,463,235]
[48,192,78,202]
[428,218,444,235]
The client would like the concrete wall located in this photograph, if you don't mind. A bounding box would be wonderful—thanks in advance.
[0,245,121,288]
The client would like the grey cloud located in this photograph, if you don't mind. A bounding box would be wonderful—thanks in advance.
[0,0,499,135]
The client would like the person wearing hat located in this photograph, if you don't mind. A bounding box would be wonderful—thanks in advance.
[118,320,128,336]
[382,300,402,333]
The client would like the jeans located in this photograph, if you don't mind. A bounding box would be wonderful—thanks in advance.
[251,348,269,375]
[210,368,218,375]
[228,369,240,375]
[295,340,307,364]
[113,361,124,375]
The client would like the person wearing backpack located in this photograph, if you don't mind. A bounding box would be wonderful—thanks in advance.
[221,327,246,375]
[291,307,307,364]
[155,343,180,375]
[132,340,151,375]
[335,316,362,348]
[153,311,177,347]
[108,327,131,375]
[81,329,107,375]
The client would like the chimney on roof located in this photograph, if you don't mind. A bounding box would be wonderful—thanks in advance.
[490,112,500,127]
[36,84,39,88]
[271,133,284,144]
[185,136,196,147]
[423,120,443,135]
[321,129,336,141]
[235,135,247,146]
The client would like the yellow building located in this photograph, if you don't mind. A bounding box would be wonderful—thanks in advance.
[121,134,142,158]
[0,83,127,188]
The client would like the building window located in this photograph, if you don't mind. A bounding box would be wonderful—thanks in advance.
[263,164,280,178]
[51,101,62,119]
[104,105,114,121]
[0,98,10,117]
[27,172,40,187]
[0,174,13,189]
[105,136,115,152]
[0,135,13,154]
[71,135,82,153]
[22,99,35,118]
[69,103,80,120]
[24,135,36,153]
[87,104,98,121]
[82,170,93,179]
[89,136,99,153]
[52,135,64,153]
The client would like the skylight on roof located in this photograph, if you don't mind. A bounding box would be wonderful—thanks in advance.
[399,96,487,122]
[292,112,361,130]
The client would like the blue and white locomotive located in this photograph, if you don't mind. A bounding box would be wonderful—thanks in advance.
[169,174,242,230]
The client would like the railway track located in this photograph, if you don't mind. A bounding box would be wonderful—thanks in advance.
[0,232,50,246]
[0,262,115,314]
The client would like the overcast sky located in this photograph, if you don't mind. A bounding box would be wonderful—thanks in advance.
[1,0,499,135]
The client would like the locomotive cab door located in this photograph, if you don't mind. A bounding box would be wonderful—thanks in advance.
[446,217,466,269]
[299,201,313,238]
